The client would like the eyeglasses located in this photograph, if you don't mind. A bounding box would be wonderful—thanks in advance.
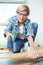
[17,12,28,16]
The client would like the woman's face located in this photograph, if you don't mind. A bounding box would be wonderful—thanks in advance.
[17,11,28,23]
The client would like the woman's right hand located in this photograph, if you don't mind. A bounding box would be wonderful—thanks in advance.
[5,32,12,40]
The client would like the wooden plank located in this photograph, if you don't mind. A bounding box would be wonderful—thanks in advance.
[0,47,43,65]
[0,47,43,59]
[12,62,33,65]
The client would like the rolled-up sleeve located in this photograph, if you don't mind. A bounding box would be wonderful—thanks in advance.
[26,21,34,37]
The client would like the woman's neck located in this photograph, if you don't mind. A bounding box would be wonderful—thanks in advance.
[18,22,23,26]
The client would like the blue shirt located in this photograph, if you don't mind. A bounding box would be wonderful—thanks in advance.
[4,16,34,40]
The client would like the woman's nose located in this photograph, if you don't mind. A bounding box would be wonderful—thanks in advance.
[20,15,24,19]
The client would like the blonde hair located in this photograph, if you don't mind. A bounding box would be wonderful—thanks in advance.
[16,4,30,15]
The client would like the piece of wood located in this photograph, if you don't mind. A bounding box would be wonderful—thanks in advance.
[0,47,43,65]
[13,62,33,65]
[0,47,43,59]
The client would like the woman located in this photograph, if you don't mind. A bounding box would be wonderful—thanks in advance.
[4,4,38,58]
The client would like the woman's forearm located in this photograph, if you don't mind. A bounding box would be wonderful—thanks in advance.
[27,35,35,48]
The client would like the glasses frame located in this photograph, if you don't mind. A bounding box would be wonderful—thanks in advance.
[17,12,28,16]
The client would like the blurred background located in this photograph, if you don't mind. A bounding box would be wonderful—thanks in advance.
[0,0,43,48]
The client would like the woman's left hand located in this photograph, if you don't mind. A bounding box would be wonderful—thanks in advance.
[27,47,39,59]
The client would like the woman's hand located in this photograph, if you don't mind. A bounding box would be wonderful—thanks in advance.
[5,32,12,40]
[27,47,39,59]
